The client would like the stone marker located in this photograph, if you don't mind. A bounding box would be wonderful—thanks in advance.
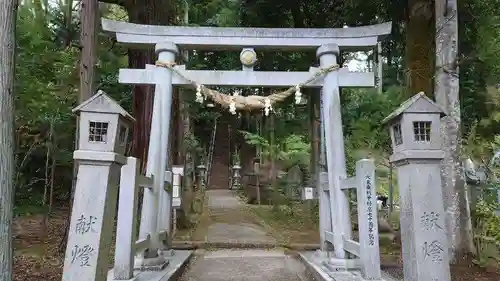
[171,165,184,209]
[113,157,140,280]
[62,91,134,281]
[318,172,333,252]
[355,159,381,279]
[287,165,302,199]
[383,92,451,281]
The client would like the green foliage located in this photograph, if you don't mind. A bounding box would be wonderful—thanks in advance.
[459,0,500,135]
[184,132,205,165]
[190,0,242,27]
[185,132,204,154]
[342,86,405,151]
[341,86,405,175]
[464,131,500,256]
[239,130,269,148]
[13,2,130,212]
[474,200,500,241]
[280,134,310,167]
[239,130,310,169]
[14,5,79,208]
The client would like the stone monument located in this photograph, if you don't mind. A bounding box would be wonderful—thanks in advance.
[463,158,486,212]
[62,90,134,281]
[383,92,451,281]
[286,165,302,199]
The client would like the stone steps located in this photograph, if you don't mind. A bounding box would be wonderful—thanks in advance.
[209,120,231,189]
[179,249,311,281]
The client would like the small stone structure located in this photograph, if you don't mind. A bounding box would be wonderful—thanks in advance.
[231,163,242,190]
[286,165,302,199]
[171,165,184,208]
[62,91,192,281]
[171,165,184,239]
[464,157,500,215]
[197,164,206,190]
[113,158,188,281]
[302,159,381,280]
[62,90,133,281]
[383,92,451,281]
[464,158,487,212]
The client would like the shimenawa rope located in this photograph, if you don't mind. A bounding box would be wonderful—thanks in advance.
[155,60,339,115]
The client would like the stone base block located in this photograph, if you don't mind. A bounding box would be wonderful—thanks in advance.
[298,251,399,281]
[134,256,169,271]
[108,250,193,281]
[323,258,362,271]
[107,276,139,281]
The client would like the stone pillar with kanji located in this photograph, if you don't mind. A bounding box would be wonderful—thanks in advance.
[383,92,451,281]
[62,90,134,281]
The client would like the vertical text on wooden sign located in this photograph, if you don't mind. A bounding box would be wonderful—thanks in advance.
[365,175,375,246]
[70,214,98,267]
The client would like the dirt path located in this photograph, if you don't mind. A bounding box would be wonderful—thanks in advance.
[13,211,67,281]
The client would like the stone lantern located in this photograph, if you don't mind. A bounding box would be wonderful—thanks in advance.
[231,164,242,190]
[196,164,206,190]
[62,90,134,281]
[382,92,451,281]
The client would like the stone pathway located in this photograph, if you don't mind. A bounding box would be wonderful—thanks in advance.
[179,190,310,281]
[205,190,276,244]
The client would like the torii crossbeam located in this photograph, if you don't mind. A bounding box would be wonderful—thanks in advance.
[102,19,391,51]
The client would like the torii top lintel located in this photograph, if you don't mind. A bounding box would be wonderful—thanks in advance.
[101,18,392,51]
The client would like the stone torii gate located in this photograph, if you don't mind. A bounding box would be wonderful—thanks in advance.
[101,18,391,276]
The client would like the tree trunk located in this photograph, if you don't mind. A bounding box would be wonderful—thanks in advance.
[124,0,176,172]
[128,49,154,171]
[177,0,191,226]
[0,0,17,279]
[435,0,476,263]
[79,0,98,103]
[269,113,279,208]
[171,87,181,166]
[309,90,320,186]
[62,0,98,253]
[178,90,193,228]
[406,0,435,98]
